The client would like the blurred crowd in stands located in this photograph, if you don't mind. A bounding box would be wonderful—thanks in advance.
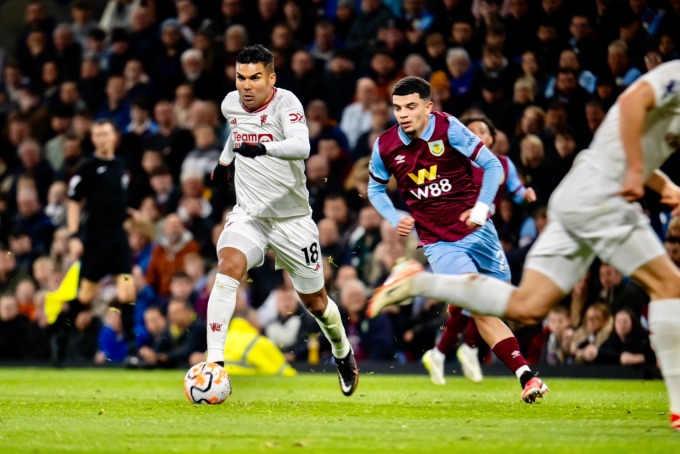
[0,0,679,371]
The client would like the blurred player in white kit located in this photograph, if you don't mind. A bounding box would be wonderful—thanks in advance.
[371,60,680,428]
[208,45,358,396]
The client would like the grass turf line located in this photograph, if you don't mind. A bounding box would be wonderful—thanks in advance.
[0,368,676,453]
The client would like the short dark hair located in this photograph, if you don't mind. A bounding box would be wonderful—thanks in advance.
[461,115,497,144]
[236,44,275,72]
[92,118,117,131]
[392,76,431,100]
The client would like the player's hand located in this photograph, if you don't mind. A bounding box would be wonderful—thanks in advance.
[459,210,482,231]
[396,217,415,236]
[235,142,267,158]
[69,237,83,260]
[523,187,537,203]
[211,163,231,194]
[660,185,680,216]
[619,169,645,202]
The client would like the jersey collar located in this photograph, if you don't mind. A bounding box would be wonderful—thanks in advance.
[398,114,435,145]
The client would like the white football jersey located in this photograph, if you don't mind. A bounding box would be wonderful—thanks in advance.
[220,87,311,218]
[584,60,680,181]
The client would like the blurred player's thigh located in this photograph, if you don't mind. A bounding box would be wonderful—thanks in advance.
[268,215,325,294]
[550,162,665,279]
[524,219,596,294]
[216,206,268,269]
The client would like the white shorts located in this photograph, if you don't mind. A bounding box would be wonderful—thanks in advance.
[216,205,324,294]
[525,160,665,293]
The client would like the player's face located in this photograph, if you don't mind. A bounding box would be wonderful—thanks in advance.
[91,123,117,155]
[235,62,276,110]
[467,120,495,148]
[392,93,433,138]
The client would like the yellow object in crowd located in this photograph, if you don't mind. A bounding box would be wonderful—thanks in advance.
[45,261,81,325]
[223,318,297,376]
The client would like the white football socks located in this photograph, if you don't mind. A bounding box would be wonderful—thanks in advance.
[310,297,351,359]
[206,273,239,363]
[411,273,514,318]
[648,299,680,415]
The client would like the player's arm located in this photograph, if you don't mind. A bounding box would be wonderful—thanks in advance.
[248,98,311,160]
[448,117,503,225]
[506,158,536,204]
[647,170,680,215]
[66,168,89,259]
[367,138,411,234]
[618,80,656,201]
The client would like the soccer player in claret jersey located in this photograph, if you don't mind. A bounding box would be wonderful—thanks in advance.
[366,76,547,402]
[209,45,358,396]
[372,61,680,428]
[421,114,537,385]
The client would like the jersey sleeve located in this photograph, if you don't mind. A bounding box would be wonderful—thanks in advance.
[647,61,680,109]
[264,93,310,160]
[368,137,391,184]
[505,158,527,204]
[446,116,484,160]
[67,161,91,202]
[219,94,236,165]
[446,116,502,207]
[219,133,235,165]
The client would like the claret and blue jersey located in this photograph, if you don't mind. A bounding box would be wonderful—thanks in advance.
[368,112,502,245]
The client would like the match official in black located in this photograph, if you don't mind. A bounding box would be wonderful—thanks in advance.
[66,119,135,329]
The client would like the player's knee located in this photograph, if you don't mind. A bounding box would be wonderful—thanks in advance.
[217,258,246,280]
[300,291,326,317]
[514,311,545,326]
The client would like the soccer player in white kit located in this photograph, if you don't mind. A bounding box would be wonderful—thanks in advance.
[371,60,680,427]
[208,45,358,396]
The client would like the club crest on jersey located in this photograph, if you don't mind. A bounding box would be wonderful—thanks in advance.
[428,140,445,156]
[260,114,268,126]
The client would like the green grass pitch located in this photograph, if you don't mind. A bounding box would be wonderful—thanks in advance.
[0,368,677,453]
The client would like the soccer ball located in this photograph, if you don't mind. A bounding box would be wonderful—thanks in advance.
[184,362,231,404]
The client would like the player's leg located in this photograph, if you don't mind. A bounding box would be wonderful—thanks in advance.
[207,210,267,366]
[370,220,584,325]
[609,229,680,430]
[271,215,357,396]
[466,222,547,400]
[421,243,479,385]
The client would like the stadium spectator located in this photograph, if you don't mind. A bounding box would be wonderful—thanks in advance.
[570,303,614,365]
[95,307,129,364]
[146,214,200,297]
[339,278,395,361]
[263,286,320,363]
[541,305,573,366]
[0,294,29,360]
[340,77,378,150]
[145,298,206,368]
[595,307,656,366]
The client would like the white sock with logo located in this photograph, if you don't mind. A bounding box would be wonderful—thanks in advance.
[206,273,239,363]
[311,297,351,359]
